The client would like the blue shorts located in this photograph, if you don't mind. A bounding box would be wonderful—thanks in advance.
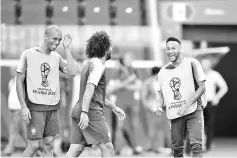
[70,116,111,145]
[26,110,60,140]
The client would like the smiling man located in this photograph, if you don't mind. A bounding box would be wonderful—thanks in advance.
[16,25,76,157]
[156,37,206,157]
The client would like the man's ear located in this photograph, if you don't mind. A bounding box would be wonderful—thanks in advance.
[44,34,48,40]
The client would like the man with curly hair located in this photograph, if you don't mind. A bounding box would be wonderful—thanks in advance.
[66,31,126,157]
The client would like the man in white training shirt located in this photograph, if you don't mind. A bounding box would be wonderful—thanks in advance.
[156,37,206,157]
[16,25,76,157]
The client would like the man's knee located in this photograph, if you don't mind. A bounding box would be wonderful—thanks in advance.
[27,140,41,151]
[106,143,114,154]
[43,136,55,151]
[66,144,85,157]
[99,142,114,155]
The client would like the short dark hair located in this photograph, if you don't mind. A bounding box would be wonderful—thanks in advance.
[151,66,160,75]
[86,31,111,59]
[166,37,181,44]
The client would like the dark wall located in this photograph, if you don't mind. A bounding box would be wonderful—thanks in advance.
[209,43,237,137]
[183,24,237,137]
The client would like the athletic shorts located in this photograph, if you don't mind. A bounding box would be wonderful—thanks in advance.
[70,116,111,145]
[26,110,60,140]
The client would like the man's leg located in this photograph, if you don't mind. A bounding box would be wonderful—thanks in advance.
[171,116,186,157]
[127,105,143,154]
[206,105,215,151]
[66,144,85,157]
[23,110,45,157]
[66,116,86,157]
[42,136,55,157]
[204,103,211,151]
[3,110,21,155]
[98,142,114,158]
[43,110,61,156]
[187,110,204,157]
[22,139,41,157]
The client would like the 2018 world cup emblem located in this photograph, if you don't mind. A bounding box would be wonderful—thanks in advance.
[41,63,50,87]
[170,77,182,100]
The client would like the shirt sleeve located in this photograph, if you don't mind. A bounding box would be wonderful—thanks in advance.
[191,58,206,83]
[87,59,105,86]
[16,51,27,74]
[157,71,162,92]
[59,56,67,73]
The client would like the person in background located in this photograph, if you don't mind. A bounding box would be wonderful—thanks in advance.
[200,58,228,152]
[141,66,168,153]
[113,54,143,155]
[3,67,27,156]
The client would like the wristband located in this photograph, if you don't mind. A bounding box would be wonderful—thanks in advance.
[82,111,88,115]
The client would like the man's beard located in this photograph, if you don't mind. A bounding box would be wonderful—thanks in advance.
[106,52,111,60]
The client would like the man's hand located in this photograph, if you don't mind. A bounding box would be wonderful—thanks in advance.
[62,33,72,49]
[178,100,192,116]
[155,107,164,115]
[21,106,31,124]
[78,112,89,130]
[112,107,126,121]
[178,106,188,116]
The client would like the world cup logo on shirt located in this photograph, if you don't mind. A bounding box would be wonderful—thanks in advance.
[170,77,182,100]
[41,63,50,87]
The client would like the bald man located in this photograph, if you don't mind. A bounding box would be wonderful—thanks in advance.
[16,25,76,157]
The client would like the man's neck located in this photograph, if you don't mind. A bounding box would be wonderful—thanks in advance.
[100,56,107,65]
[171,56,184,67]
[38,44,51,54]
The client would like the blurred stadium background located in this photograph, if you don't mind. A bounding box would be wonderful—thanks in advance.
[1,0,237,157]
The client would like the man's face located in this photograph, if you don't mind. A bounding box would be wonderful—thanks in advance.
[201,59,212,71]
[46,30,62,51]
[106,47,112,61]
[166,41,181,62]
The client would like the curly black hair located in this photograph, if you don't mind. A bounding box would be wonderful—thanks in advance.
[86,31,111,59]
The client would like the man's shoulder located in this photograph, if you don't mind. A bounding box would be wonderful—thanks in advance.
[88,58,105,70]
[22,47,38,56]
[208,69,221,77]
[187,57,200,65]
[161,63,171,71]
[50,51,61,57]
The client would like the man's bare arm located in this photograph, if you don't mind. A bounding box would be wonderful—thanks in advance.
[189,80,206,105]
[156,90,164,110]
[16,73,27,108]
[81,83,96,112]
[105,98,126,120]
[64,48,77,76]
[104,98,117,110]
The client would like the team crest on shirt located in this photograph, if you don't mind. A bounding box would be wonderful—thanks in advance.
[40,62,50,87]
[170,77,182,100]
[31,127,36,136]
